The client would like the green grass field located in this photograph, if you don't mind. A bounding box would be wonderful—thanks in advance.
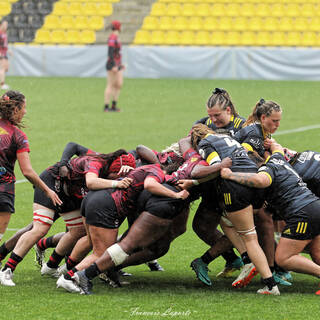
[1,76,320,320]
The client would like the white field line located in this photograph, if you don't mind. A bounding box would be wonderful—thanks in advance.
[273,124,320,136]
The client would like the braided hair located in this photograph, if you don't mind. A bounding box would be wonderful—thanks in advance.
[190,123,215,150]
[207,88,239,117]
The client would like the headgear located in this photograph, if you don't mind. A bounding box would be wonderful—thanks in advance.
[108,153,136,173]
[111,20,121,31]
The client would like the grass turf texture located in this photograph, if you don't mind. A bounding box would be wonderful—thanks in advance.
[1,76,320,320]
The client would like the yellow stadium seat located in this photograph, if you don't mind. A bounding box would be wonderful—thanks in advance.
[34,30,51,44]
[167,3,181,16]
[210,31,224,45]
[96,3,112,16]
[82,3,98,16]
[294,18,308,32]
[65,30,80,44]
[180,31,194,45]
[286,4,300,17]
[88,16,104,30]
[158,16,172,31]
[69,2,84,15]
[189,16,202,31]
[309,18,320,31]
[270,4,284,17]
[172,16,188,31]
[219,17,232,31]
[52,2,68,15]
[181,3,196,17]
[150,30,165,45]
[150,3,166,16]
[51,30,67,44]
[247,17,262,32]
[60,16,75,30]
[197,3,211,17]
[164,31,180,45]
[74,16,89,30]
[233,17,247,31]
[270,31,285,46]
[240,3,255,17]
[194,31,210,45]
[300,4,314,18]
[225,3,240,17]
[79,30,96,44]
[133,30,150,45]
[225,31,241,46]
[210,3,224,17]
[256,32,271,46]
[202,17,219,31]
[256,4,271,17]
[0,2,11,16]
[301,31,317,46]
[142,16,159,30]
[286,31,301,46]
[43,15,60,30]
[241,31,256,46]
[263,17,279,32]
[278,17,293,32]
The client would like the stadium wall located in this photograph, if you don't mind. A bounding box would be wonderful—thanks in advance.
[8,45,320,80]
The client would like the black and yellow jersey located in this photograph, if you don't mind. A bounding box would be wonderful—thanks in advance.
[290,150,320,197]
[194,115,245,137]
[234,122,270,158]
[258,152,318,220]
[197,133,257,172]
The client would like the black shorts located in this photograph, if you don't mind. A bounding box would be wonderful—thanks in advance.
[81,189,124,229]
[218,178,261,212]
[0,192,14,213]
[137,184,187,220]
[34,170,82,216]
[282,200,320,240]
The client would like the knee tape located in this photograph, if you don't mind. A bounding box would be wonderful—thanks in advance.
[237,226,257,236]
[221,216,233,227]
[106,244,129,266]
[33,209,55,226]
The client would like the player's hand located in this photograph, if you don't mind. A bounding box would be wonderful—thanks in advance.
[175,189,189,200]
[177,179,194,190]
[116,177,133,189]
[220,168,232,179]
[46,189,63,206]
[118,165,134,177]
[220,157,232,169]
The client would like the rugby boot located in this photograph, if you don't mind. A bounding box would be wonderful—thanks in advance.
[232,263,258,288]
[216,257,244,278]
[190,258,212,286]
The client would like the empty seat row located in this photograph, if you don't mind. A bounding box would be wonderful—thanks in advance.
[142,16,320,32]
[134,30,320,47]
[34,29,96,44]
[150,2,320,17]
[43,15,104,30]
[157,0,320,3]
[52,2,112,16]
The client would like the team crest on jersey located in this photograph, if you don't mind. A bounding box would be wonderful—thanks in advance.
[0,127,8,135]
[190,157,198,162]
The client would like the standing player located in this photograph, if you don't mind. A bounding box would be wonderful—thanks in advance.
[0,20,11,90]
[0,90,61,252]
[104,20,123,112]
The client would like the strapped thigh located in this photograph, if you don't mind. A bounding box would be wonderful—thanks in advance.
[60,210,83,229]
[237,226,256,236]
[33,209,55,226]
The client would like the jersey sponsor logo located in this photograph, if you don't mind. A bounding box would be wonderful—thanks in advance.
[296,222,308,234]
[298,151,314,163]
[224,193,232,205]
[283,228,291,235]
[0,127,8,135]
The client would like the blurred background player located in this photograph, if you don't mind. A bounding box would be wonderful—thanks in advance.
[104,20,123,113]
[0,20,11,90]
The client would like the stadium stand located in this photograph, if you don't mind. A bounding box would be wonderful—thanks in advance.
[133,0,320,47]
[0,0,117,44]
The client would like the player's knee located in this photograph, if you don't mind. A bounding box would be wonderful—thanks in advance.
[107,243,129,266]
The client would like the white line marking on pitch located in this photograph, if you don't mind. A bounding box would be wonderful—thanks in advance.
[274,124,320,136]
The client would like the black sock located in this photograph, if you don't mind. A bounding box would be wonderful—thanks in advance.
[221,249,239,264]
[66,256,77,270]
[270,266,275,273]
[274,261,287,273]
[64,267,78,280]
[241,252,251,265]
[263,276,277,290]
[0,243,9,261]
[200,251,213,265]
[3,252,23,271]
[85,263,101,280]
[111,100,117,109]
[37,236,54,250]
[47,250,64,268]
[104,104,109,110]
